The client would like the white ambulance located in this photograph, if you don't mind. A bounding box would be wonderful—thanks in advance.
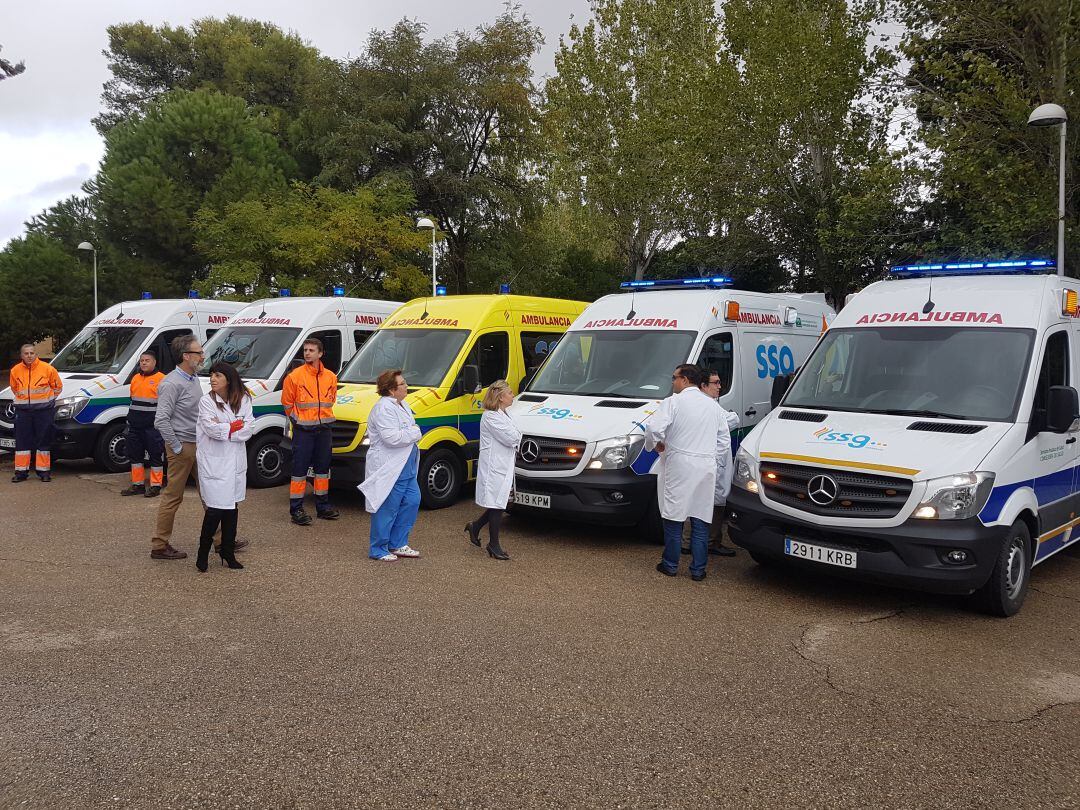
[508,277,835,536]
[728,259,1079,616]
[0,294,244,471]
[199,293,401,487]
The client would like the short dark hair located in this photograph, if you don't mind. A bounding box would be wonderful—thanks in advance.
[19,343,35,352]
[674,364,703,386]
[171,333,198,363]
[377,368,404,396]
[699,367,720,388]
[303,337,324,354]
[140,350,158,362]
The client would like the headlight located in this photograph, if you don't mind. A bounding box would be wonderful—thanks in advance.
[912,472,995,520]
[54,395,89,420]
[733,447,760,493]
[588,434,645,470]
[361,433,370,446]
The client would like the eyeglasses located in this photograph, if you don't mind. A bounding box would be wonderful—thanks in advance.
[184,349,204,355]
[394,381,407,389]
[708,379,721,386]
[671,374,683,382]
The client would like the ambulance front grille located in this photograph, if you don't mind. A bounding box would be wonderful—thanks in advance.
[331,419,361,449]
[759,461,912,519]
[516,435,587,471]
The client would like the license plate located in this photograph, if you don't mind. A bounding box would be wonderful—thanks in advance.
[0,438,14,449]
[513,491,550,509]
[785,538,857,568]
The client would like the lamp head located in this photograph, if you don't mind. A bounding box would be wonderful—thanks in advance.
[77,241,94,251]
[416,217,435,230]
[1028,103,1068,128]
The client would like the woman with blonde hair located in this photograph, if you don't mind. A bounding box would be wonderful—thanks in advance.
[465,380,521,560]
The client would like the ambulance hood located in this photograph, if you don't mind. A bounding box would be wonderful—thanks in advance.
[508,394,662,444]
[742,409,1012,481]
[333,385,452,433]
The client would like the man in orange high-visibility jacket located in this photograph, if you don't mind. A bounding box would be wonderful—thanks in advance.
[281,337,340,525]
[121,350,166,497]
[9,343,63,483]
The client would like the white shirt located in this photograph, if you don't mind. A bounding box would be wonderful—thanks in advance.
[645,387,723,522]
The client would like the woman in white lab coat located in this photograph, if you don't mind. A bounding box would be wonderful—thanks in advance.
[195,362,253,573]
[360,368,423,561]
[465,380,521,560]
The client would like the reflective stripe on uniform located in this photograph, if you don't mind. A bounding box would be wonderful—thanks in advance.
[313,473,330,495]
[14,451,30,471]
[289,476,307,497]
[35,451,50,471]
[150,467,163,487]
[130,463,145,484]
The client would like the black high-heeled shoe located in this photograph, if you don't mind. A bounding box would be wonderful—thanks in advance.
[218,551,244,569]
[465,522,481,547]
[487,544,510,561]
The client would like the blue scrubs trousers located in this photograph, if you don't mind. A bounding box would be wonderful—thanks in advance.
[369,447,421,558]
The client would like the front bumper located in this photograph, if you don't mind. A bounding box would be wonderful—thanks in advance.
[0,418,100,459]
[726,486,1008,595]
[511,468,656,527]
[330,446,368,488]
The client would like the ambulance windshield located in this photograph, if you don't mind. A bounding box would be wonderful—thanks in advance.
[340,328,470,388]
[529,330,696,399]
[200,327,301,380]
[52,327,152,374]
[784,326,1035,422]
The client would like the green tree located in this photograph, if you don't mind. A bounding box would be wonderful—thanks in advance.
[95,89,296,290]
[0,236,94,350]
[545,0,732,281]
[193,182,430,299]
[898,0,1079,268]
[318,13,543,292]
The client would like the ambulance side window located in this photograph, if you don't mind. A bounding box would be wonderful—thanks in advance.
[696,332,734,394]
[520,332,562,374]
[462,332,510,388]
[1032,330,1069,431]
[353,330,374,354]
[293,330,343,373]
[154,329,194,375]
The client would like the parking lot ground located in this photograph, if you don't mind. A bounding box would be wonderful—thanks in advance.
[1,457,1078,808]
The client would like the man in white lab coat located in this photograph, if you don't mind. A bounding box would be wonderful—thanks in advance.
[646,364,725,581]
[700,368,737,557]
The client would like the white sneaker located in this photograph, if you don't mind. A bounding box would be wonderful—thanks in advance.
[390,545,420,558]
[373,553,398,561]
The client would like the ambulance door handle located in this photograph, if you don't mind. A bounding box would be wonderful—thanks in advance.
[1067,437,1077,445]
[745,407,757,417]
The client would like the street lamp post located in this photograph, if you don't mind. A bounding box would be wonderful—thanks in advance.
[416,218,437,296]
[1028,103,1069,277]
[77,241,99,314]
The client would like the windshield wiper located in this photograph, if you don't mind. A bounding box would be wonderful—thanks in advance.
[872,408,971,420]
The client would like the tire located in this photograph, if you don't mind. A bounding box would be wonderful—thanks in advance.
[93,422,129,473]
[247,431,290,488]
[418,448,462,509]
[973,521,1032,617]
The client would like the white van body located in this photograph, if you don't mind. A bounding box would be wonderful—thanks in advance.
[0,297,245,471]
[199,295,401,487]
[728,261,1078,615]
[507,280,835,534]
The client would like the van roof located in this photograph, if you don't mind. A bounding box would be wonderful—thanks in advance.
[384,294,587,329]
[838,274,1080,330]
[90,298,245,326]
[574,288,834,335]
[223,296,401,327]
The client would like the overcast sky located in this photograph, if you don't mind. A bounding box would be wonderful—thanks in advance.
[0,0,590,248]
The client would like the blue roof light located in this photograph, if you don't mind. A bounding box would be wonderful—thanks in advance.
[332,285,346,297]
[141,291,152,300]
[499,283,511,294]
[187,290,200,299]
[620,276,734,290]
[435,284,448,296]
[890,259,1055,278]
[279,288,291,297]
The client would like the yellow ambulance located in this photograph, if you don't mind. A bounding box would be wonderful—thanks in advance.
[331,293,588,507]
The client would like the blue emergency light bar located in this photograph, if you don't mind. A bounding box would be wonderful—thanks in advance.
[332,285,346,297]
[499,283,511,294]
[890,259,1055,278]
[620,276,734,290]
[279,288,291,297]
[435,285,448,296]
[187,290,199,299]
[141,291,152,300]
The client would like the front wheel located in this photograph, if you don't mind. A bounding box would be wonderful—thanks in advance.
[973,521,1032,617]
[93,422,129,473]
[418,448,462,509]
[247,432,290,488]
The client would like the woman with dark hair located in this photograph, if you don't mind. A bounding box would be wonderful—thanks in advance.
[194,361,253,573]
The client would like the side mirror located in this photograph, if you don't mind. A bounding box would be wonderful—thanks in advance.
[1047,385,1079,433]
[461,364,480,395]
[521,366,538,392]
[771,374,793,409]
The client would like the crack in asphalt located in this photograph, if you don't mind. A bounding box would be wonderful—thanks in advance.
[982,700,1079,726]
[1030,585,1080,604]
[791,623,881,704]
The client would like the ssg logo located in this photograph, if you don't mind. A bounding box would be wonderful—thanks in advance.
[756,344,795,379]
[810,425,886,450]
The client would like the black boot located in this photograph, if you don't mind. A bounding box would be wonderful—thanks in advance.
[195,535,212,573]
[218,537,244,570]
[486,540,510,561]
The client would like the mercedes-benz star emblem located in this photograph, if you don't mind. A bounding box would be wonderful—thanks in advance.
[0,402,14,424]
[807,474,839,506]
[519,439,540,464]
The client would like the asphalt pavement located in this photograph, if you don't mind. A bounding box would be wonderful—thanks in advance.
[1,457,1078,808]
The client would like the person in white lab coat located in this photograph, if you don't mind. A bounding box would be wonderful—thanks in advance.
[699,368,737,557]
[194,362,253,573]
[465,380,521,560]
[360,368,423,561]
[646,364,724,581]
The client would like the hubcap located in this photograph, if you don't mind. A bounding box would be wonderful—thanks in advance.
[1004,538,1027,600]
[257,445,282,478]
[110,434,128,466]
[426,460,455,500]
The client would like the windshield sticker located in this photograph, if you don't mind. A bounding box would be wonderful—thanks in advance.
[583,318,678,329]
[233,316,292,326]
[527,403,583,421]
[388,317,460,327]
[856,311,1003,325]
[94,317,146,326]
[810,426,886,450]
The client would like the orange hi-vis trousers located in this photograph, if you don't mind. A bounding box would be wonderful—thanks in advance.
[14,406,53,476]
[289,425,333,514]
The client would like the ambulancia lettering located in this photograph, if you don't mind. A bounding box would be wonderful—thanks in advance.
[207,314,230,324]
[388,317,460,327]
[234,316,293,326]
[521,314,571,326]
[855,311,1004,325]
[582,318,679,329]
[355,314,384,325]
[94,317,146,326]
[739,311,782,325]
